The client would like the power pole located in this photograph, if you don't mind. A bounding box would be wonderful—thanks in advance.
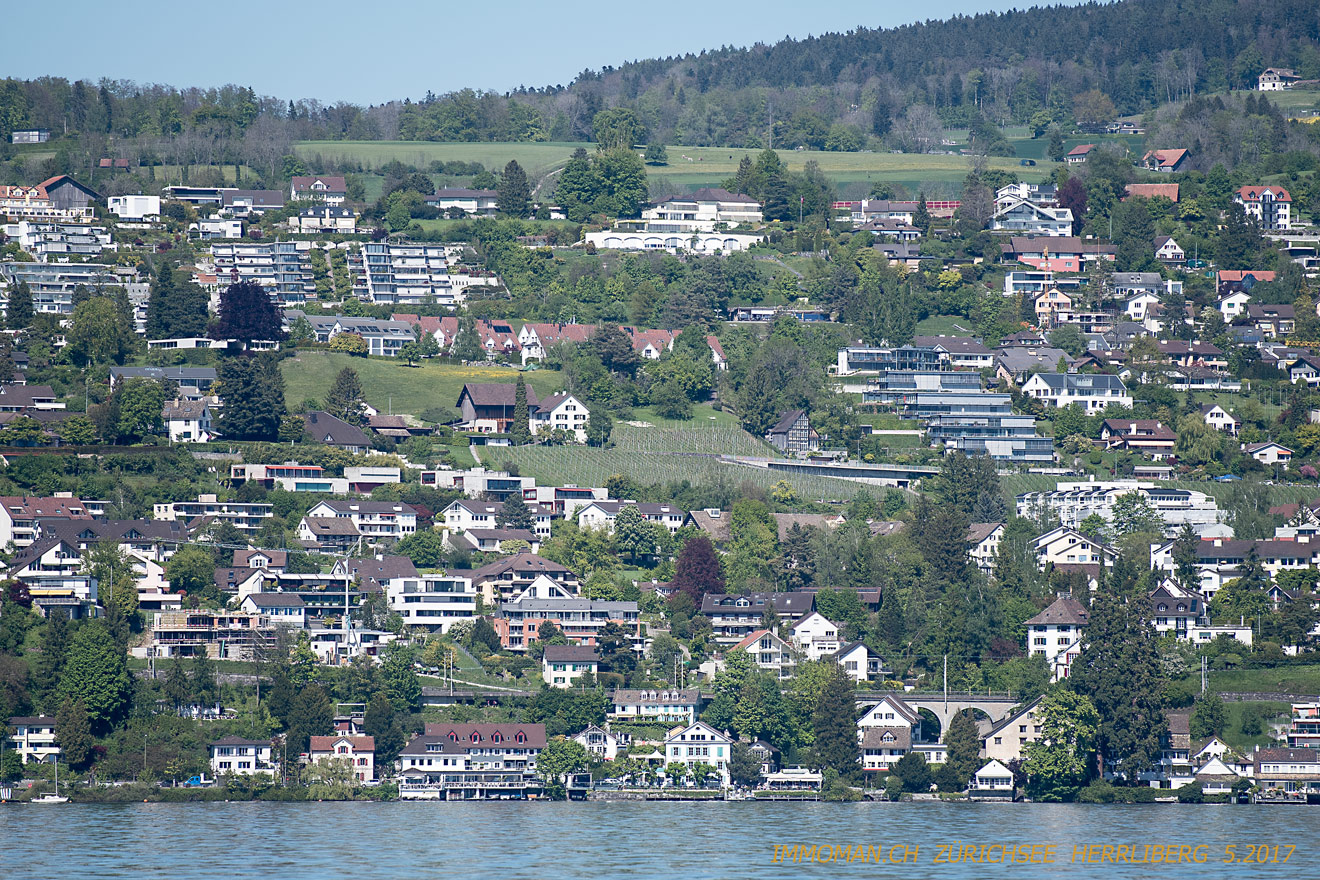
[943,655,948,717]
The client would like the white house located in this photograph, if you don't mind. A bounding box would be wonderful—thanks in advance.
[967,523,1005,575]
[857,695,920,773]
[530,392,591,442]
[384,570,477,634]
[576,500,687,536]
[6,715,59,764]
[970,759,1015,798]
[542,644,599,688]
[1154,235,1185,265]
[790,612,842,661]
[209,736,274,777]
[1245,442,1293,466]
[238,592,306,628]
[107,194,160,220]
[1032,526,1116,569]
[1200,404,1240,436]
[303,500,418,543]
[572,724,630,762]
[1020,372,1133,414]
[664,721,732,786]
[732,629,795,680]
[290,175,346,206]
[1259,68,1301,90]
[831,641,884,683]
[1234,186,1291,231]
[611,689,701,726]
[426,188,498,216]
[1217,291,1251,321]
[308,735,375,782]
[1025,595,1089,681]
[990,198,1074,237]
[643,188,763,229]
[162,399,217,443]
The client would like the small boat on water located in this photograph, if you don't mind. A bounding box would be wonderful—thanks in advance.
[31,756,68,804]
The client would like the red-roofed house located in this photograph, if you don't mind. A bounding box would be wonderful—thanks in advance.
[1235,186,1292,230]
[706,335,727,370]
[1141,149,1189,173]
[1126,184,1181,203]
[1217,269,1276,298]
[1065,144,1095,164]
[308,735,375,781]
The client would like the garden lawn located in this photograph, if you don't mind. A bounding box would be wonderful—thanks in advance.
[280,352,565,421]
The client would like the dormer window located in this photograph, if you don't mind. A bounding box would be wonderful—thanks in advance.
[515,732,526,744]
[471,732,481,743]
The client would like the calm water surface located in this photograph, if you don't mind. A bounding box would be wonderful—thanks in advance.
[3,801,1317,879]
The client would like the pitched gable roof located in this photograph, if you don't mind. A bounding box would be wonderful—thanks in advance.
[1024,595,1090,627]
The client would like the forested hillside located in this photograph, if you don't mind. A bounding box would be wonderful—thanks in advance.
[4,0,1320,162]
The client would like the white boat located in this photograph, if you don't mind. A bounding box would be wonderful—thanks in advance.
[31,755,68,804]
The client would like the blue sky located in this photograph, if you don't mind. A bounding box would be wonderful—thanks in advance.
[4,1,1083,104]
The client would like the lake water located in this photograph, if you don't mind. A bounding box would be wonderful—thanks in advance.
[2,801,1317,878]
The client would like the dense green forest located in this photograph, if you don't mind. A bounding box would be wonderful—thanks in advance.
[4,0,1320,168]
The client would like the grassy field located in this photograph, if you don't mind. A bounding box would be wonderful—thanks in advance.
[296,140,1026,195]
[914,315,976,336]
[280,352,566,420]
[1203,665,1320,696]
[492,420,872,501]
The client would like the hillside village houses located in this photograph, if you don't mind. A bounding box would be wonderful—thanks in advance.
[584,188,765,253]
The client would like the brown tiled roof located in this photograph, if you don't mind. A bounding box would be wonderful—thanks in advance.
[860,727,911,750]
[421,722,547,748]
[1024,596,1089,626]
[458,383,540,408]
[309,735,374,752]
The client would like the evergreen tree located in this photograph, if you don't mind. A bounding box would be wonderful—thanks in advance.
[286,683,333,755]
[811,663,858,775]
[163,658,190,711]
[942,709,981,790]
[363,692,406,766]
[34,612,70,702]
[1069,591,1167,781]
[777,523,817,591]
[912,194,931,233]
[451,316,485,362]
[728,741,762,787]
[585,407,613,447]
[191,650,219,709]
[55,698,94,770]
[6,280,33,330]
[511,376,531,444]
[216,354,287,440]
[1190,693,1226,740]
[214,280,286,347]
[499,491,533,530]
[323,366,367,426]
[146,264,209,340]
[497,160,531,218]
